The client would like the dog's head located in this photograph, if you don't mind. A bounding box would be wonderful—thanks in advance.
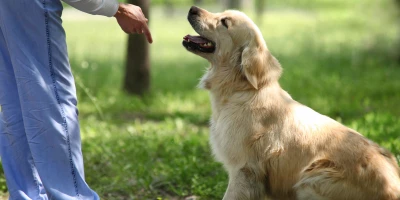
[182,6,282,90]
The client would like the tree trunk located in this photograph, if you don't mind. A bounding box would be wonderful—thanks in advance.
[227,0,242,9]
[123,0,150,95]
[194,0,203,5]
[255,0,266,24]
[164,0,174,17]
[397,0,400,63]
[255,0,266,17]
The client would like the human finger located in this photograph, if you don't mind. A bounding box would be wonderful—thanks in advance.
[141,22,153,43]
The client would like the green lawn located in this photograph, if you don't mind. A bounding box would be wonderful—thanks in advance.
[1,1,400,199]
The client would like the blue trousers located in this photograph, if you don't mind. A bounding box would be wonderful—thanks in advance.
[0,0,99,199]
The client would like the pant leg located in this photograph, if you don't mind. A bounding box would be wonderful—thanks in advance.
[0,0,99,199]
[0,24,48,200]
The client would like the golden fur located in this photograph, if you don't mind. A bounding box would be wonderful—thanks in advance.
[183,6,400,200]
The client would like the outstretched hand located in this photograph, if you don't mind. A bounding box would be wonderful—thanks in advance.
[114,3,153,43]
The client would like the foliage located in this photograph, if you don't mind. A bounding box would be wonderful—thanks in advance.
[0,1,399,199]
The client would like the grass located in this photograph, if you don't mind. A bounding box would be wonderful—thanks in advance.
[1,1,400,199]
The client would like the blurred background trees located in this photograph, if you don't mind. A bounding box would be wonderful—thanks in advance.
[123,0,400,96]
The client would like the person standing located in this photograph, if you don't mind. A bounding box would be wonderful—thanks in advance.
[0,0,152,199]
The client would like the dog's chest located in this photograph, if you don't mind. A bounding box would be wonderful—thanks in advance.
[209,112,251,167]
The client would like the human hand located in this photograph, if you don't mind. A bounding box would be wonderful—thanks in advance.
[114,3,153,43]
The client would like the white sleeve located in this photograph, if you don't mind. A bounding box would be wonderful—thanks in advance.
[62,0,119,17]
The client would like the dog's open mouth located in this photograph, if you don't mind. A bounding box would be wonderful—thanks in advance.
[182,35,215,53]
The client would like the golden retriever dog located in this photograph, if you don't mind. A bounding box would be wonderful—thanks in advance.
[182,6,400,200]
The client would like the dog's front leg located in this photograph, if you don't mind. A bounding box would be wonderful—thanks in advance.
[222,166,269,200]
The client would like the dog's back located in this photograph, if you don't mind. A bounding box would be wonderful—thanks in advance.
[213,87,400,200]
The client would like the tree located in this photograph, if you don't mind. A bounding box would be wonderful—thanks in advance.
[224,0,242,10]
[123,0,150,95]
[255,0,266,24]
[396,0,400,62]
[194,0,203,4]
[163,0,174,17]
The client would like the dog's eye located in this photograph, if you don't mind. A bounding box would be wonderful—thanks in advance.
[221,18,229,28]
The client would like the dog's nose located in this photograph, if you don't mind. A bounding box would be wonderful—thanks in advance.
[189,6,199,16]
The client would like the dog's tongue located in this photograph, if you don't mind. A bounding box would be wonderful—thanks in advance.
[184,35,209,43]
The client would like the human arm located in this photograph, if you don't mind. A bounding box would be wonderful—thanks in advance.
[62,0,119,17]
[62,0,153,43]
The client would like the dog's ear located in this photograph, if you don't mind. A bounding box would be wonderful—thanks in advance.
[241,34,282,89]
[241,39,266,90]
